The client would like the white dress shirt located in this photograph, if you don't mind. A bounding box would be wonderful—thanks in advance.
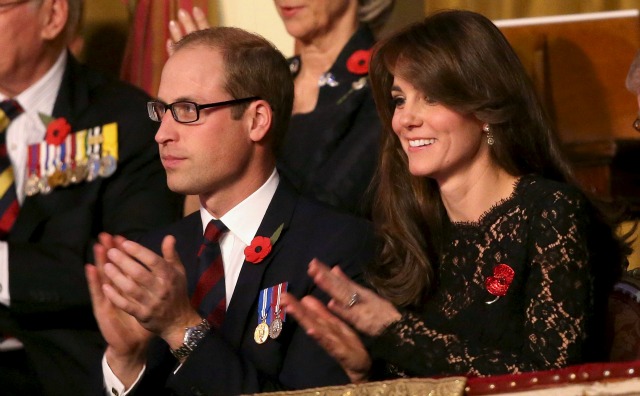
[0,50,66,307]
[103,170,280,396]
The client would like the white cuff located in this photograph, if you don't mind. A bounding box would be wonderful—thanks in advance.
[0,241,10,307]
[102,353,146,396]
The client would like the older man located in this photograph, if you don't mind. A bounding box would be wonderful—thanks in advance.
[0,1,181,395]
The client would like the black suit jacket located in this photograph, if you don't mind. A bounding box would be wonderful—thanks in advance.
[124,179,375,396]
[0,54,183,396]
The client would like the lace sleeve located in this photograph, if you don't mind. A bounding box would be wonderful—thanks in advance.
[370,189,595,377]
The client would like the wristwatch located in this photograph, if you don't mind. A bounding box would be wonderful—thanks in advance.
[170,318,211,360]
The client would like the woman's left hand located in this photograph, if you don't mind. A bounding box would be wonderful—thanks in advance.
[281,292,371,383]
[308,258,402,336]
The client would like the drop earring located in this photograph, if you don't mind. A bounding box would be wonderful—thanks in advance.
[483,124,494,145]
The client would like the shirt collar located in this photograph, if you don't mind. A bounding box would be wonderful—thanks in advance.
[10,51,66,118]
[200,169,280,245]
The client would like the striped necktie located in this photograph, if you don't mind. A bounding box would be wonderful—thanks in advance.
[0,100,23,239]
[191,219,228,329]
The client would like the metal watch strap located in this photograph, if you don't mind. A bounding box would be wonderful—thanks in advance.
[170,318,211,360]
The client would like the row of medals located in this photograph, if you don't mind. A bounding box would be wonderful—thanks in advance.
[254,309,283,344]
[24,153,117,196]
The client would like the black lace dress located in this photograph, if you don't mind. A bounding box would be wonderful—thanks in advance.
[370,175,623,378]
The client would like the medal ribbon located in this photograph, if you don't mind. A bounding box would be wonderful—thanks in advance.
[75,129,87,167]
[60,135,70,172]
[101,122,118,160]
[46,143,55,177]
[28,144,39,178]
[88,126,101,157]
[257,288,270,324]
[39,143,48,179]
[68,132,75,171]
[270,282,288,322]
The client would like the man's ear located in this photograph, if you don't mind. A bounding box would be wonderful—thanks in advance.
[248,100,273,143]
[40,0,69,41]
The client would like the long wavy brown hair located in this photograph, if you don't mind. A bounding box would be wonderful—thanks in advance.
[368,10,631,308]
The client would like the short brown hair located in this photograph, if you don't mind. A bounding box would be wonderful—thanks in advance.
[174,27,294,151]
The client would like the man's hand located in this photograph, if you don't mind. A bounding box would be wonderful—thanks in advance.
[85,233,152,388]
[99,235,203,350]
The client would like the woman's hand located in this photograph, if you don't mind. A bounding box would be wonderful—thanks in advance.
[167,7,211,55]
[280,258,403,383]
[281,293,371,383]
[308,259,402,336]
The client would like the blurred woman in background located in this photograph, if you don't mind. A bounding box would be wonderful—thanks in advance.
[274,0,393,217]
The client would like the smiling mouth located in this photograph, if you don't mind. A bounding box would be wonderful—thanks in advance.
[409,138,436,147]
[280,6,302,16]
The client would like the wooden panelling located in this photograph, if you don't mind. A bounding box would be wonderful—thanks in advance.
[498,11,640,211]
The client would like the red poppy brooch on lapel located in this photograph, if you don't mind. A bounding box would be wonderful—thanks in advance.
[485,264,515,304]
[245,223,284,264]
[346,49,372,75]
[39,113,71,146]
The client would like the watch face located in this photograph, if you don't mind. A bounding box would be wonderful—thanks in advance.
[183,320,210,349]
[171,320,210,360]
[185,328,200,348]
[184,327,195,343]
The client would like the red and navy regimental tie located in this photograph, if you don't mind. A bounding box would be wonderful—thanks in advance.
[0,100,23,239]
[191,219,228,329]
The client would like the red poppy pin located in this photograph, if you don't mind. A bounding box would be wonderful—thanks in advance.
[485,264,515,304]
[346,49,372,75]
[244,223,284,264]
[39,113,71,146]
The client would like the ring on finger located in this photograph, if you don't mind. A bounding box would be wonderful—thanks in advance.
[346,291,360,308]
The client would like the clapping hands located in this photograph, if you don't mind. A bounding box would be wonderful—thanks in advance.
[281,259,402,383]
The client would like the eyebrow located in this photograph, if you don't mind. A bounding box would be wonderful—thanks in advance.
[172,96,197,102]
[154,94,199,102]
[391,85,403,92]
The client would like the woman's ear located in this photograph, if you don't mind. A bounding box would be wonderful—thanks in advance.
[39,0,69,41]
[248,100,273,143]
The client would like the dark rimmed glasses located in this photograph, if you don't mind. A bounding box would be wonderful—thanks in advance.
[147,96,260,124]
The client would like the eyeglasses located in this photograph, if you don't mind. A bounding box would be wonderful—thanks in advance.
[0,0,31,8]
[634,116,640,132]
[147,97,260,124]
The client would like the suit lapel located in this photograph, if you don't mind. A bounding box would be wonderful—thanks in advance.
[220,180,299,348]
[52,52,91,124]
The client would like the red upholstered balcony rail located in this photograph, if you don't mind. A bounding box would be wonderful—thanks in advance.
[465,360,640,395]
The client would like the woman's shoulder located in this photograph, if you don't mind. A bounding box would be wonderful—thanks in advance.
[517,174,588,208]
